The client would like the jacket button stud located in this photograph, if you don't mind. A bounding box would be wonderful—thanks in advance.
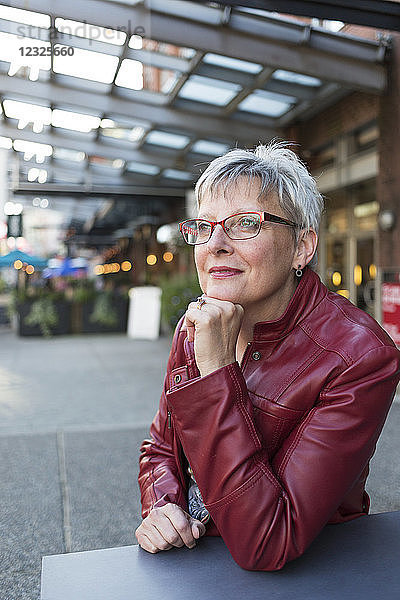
[252,351,261,361]
[174,374,182,384]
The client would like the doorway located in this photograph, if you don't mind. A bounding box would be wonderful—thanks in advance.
[355,236,376,316]
[320,194,378,318]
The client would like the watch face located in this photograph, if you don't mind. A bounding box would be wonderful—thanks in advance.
[188,479,210,524]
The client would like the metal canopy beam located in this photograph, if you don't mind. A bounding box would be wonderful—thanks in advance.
[152,10,386,93]
[12,183,186,197]
[8,0,388,92]
[0,122,203,171]
[0,75,270,143]
[203,0,400,32]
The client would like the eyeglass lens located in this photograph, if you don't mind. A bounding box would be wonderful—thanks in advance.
[181,213,261,244]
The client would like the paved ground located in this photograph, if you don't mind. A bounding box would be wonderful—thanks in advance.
[0,328,399,600]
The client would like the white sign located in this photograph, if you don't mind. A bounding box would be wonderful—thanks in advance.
[127,286,161,340]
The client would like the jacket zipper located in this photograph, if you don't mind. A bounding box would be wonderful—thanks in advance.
[165,410,186,488]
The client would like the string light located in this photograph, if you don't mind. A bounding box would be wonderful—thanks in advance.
[369,264,377,279]
[94,261,133,274]
[354,265,362,286]
[332,271,342,287]
[163,251,174,263]
[121,261,132,271]
[146,254,157,266]
[94,265,104,275]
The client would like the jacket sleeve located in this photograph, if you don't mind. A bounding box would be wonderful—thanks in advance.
[166,344,400,571]
[138,320,188,518]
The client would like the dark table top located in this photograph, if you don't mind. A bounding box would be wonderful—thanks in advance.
[41,510,400,600]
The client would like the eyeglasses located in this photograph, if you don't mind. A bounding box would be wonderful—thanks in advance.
[179,211,297,245]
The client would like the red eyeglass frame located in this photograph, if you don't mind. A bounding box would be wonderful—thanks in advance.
[179,211,297,244]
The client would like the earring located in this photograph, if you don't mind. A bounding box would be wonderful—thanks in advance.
[295,265,303,278]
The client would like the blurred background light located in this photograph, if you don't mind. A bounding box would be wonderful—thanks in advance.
[146,254,157,266]
[163,251,174,263]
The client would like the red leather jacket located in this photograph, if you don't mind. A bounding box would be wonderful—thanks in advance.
[138,267,400,571]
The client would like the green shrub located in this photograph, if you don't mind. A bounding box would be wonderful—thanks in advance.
[24,297,58,338]
[70,282,96,304]
[90,291,118,327]
[159,271,201,332]
[9,288,64,333]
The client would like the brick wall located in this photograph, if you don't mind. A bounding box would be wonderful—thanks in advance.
[341,24,378,40]
[294,92,379,151]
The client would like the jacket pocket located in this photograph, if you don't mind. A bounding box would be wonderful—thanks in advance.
[249,392,305,457]
[169,366,189,390]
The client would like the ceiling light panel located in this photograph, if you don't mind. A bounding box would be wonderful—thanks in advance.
[126,162,160,175]
[13,139,52,161]
[145,131,190,149]
[113,159,125,169]
[52,109,100,133]
[53,46,119,84]
[0,32,51,78]
[238,89,296,117]
[53,148,86,162]
[115,59,144,90]
[90,156,122,169]
[100,119,146,143]
[128,35,143,49]
[203,53,262,74]
[191,140,230,155]
[55,18,127,45]
[0,5,50,28]
[273,70,321,87]
[163,169,193,181]
[0,136,12,149]
[3,100,51,131]
[178,75,241,106]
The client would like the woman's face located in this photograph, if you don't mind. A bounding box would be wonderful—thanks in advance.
[194,178,300,316]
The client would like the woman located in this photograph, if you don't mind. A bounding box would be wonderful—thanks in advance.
[136,142,400,571]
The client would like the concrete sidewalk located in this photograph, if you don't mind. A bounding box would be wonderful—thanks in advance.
[0,330,172,600]
[0,329,399,600]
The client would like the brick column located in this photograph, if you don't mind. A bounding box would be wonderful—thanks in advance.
[377,32,400,269]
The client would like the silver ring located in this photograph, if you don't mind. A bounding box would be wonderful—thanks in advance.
[196,296,206,310]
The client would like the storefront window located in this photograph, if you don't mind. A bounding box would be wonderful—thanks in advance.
[352,123,379,153]
[326,208,348,234]
[355,238,376,316]
[354,201,379,232]
[325,238,349,298]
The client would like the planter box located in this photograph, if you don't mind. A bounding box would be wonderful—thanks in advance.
[16,296,128,336]
[71,297,128,334]
[17,301,72,337]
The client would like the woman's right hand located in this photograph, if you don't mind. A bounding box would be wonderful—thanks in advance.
[184,296,244,378]
[135,503,206,553]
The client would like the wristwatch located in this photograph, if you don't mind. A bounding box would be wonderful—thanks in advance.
[187,465,210,524]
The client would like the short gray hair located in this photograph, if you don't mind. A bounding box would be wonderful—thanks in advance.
[195,140,324,239]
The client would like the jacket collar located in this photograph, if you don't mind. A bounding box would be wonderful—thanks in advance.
[253,267,327,341]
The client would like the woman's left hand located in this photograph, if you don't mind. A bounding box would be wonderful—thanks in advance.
[184,296,244,378]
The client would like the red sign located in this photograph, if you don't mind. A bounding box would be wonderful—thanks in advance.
[382,283,400,345]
